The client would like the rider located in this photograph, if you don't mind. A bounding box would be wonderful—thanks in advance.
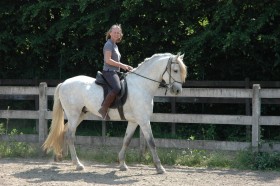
[98,24,133,120]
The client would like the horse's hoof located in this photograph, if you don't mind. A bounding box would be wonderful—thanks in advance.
[76,164,85,171]
[54,155,63,162]
[156,166,166,174]
[119,164,129,171]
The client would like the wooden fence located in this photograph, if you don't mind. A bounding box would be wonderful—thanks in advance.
[1,82,280,152]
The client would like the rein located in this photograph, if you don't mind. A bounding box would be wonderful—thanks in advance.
[129,71,165,85]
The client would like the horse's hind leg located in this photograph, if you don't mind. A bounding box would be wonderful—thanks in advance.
[140,121,166,174]
[62,122,69,157]
[54,122,69,162]
[118,121,138,171]
[65,113,85,170]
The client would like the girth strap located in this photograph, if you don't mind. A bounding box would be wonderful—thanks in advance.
[117,107,126,120]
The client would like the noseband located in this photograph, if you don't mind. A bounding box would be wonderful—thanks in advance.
[130,56,183,95]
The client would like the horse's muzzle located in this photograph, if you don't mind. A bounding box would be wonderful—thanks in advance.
[170,82,182,95]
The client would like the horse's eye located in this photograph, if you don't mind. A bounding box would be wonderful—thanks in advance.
[174,70,178,73]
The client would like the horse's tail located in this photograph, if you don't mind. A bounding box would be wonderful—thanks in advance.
[42,83,65,156]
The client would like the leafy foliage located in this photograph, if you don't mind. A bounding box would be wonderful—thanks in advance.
[235,150,280,170]
[0,128,38,158]
[0,0,118,79]
[1,1,279,81]
[182,0,280,80]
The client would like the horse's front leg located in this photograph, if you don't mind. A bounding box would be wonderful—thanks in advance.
[118,121,138,171]
[140,121,166,174]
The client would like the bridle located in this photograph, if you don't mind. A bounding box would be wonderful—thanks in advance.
[129,56,183,95]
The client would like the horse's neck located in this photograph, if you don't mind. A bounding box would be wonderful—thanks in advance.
[128,56,168,95]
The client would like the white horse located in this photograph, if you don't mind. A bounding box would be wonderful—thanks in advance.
[43,53,187,174]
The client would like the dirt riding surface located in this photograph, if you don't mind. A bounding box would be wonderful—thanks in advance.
[0,158,280,186]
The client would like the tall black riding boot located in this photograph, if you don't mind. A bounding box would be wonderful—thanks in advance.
[98,92,117,120]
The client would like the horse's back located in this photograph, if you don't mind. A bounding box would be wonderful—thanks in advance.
[59,75,98,95]
[58,75,102,109]
[63,75,95,85]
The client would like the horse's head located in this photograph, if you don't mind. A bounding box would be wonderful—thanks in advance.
[162,53,187,95]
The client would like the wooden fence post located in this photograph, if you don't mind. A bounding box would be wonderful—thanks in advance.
[102,120,106,144]
[252,84,261,151]
[39,82,48,144]
[171,97,176,135]
[35,95,39,133]
[245,78,251,140]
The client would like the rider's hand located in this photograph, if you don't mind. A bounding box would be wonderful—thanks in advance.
[126,65,133,72]
[121,63,133,71]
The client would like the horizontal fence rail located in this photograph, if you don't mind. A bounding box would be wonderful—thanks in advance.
[0,82,280,152]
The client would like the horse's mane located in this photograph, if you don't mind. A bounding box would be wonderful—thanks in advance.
[133,53,187,82]
[177,55,187,82]
[133,53,172,71]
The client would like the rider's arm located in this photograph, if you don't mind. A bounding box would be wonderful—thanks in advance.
[104,51,132,71]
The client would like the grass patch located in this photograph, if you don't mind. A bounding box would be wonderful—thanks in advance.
[1,141,280,171]
[234,150,280,170]
[75,146,119,164]
[0,125,279,171]
[0,141,39,158]
[0,127,40,158]
[75,146,280,171]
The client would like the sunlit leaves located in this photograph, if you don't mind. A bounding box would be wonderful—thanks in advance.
[1,0,280,81]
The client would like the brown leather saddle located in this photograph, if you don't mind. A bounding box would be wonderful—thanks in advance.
[95,71,128,120]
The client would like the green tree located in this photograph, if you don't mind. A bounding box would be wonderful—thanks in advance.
[182,0,280,80]
[1,1,280,81]
[1,0,122,79]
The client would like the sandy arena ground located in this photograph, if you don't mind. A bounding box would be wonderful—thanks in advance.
[0,158,280,186]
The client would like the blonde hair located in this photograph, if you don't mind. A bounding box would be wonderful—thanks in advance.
[105,24,123,43]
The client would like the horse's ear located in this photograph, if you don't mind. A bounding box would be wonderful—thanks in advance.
[180,53,185,59]
[176,52,181,59]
